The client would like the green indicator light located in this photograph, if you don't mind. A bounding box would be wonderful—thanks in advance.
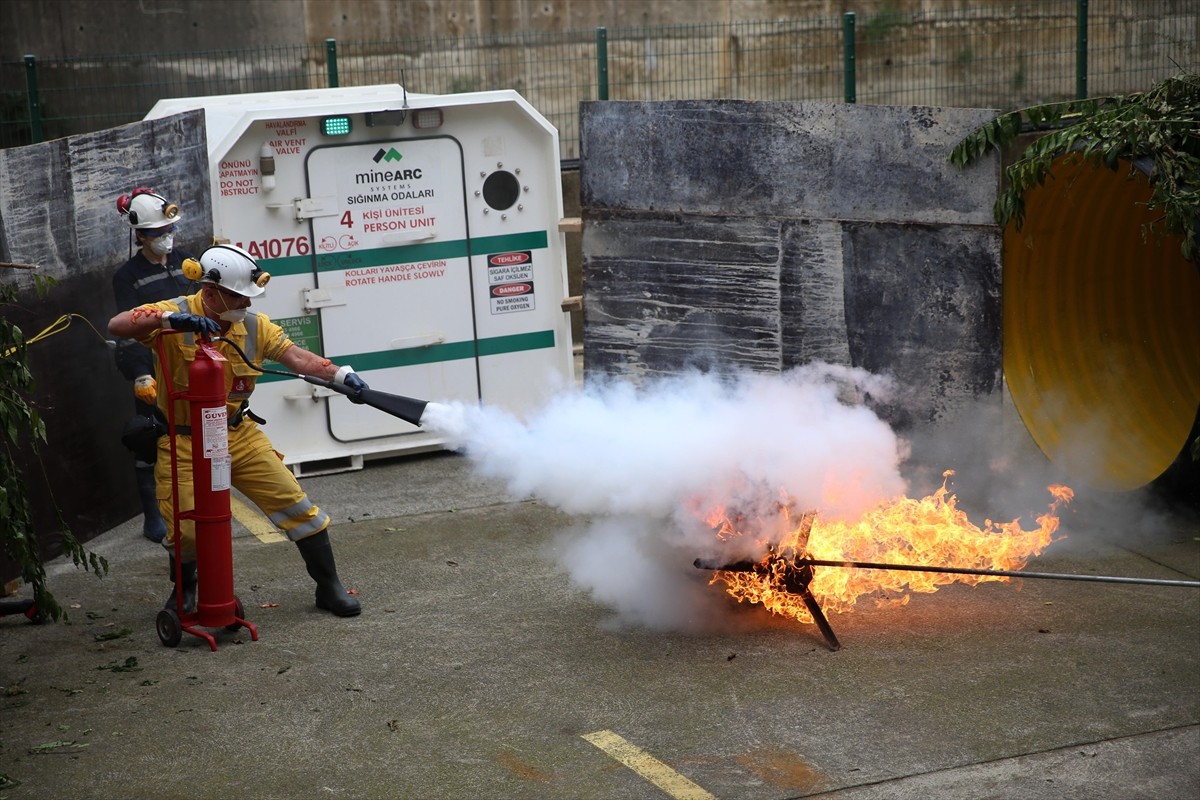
[321,115,352,136]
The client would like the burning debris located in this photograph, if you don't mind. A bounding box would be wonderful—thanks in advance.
[696,547,845,650]
[692,472,1076,648]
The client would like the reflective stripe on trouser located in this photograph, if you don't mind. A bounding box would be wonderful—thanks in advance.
[155,423,329,559]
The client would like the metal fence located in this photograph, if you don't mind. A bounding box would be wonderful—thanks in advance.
[1,0,1195,160]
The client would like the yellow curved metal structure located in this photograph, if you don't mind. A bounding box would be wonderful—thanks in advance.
[1003,155,1200,491]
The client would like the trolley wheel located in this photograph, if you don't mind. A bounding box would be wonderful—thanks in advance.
[156,608,182,647]
[225,597,246,632]
[27,603,46,625]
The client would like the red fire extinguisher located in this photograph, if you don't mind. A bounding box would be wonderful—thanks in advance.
[155,331,258,651]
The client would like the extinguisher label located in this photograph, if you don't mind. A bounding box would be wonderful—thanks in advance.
[201,407,229,458]
[201,407,231,491]
[211,454,232,492]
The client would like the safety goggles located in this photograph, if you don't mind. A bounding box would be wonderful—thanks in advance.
[141,224,177,238]
[214,285,246,302]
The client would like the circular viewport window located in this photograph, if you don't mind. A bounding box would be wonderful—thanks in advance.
[483,170,521,211]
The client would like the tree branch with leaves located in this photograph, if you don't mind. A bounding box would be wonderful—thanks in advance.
[950,71,1200,262]
[1,275,107,621]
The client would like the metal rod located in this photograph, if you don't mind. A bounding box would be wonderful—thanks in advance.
[789,564,841,651]
[842,12,856,104]
[595,27,608,101]
[799,591,841,650]
[325,38,339,88]
[693,558,756,571]
[1076,0,1089,100]
[694,557,1199,588]
[23,54,43,144]
[796,559,1200,588]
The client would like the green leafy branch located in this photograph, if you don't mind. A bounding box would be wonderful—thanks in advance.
[949,71,1200,262]
[1,275,107,622]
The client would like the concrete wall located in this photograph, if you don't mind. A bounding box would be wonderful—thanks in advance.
[0,1,940,58]
[0,111,209,575]
[3,1,1173,59]
[579,100,1001,430]
[5,1,1188,156]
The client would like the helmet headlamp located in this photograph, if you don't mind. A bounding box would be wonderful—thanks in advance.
[120,189,184,229]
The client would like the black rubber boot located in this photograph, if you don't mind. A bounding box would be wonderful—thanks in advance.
[136,466,167,543]
[163,555,197,615]
[295,531,361,617]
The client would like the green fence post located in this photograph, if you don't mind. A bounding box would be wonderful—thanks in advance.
[23,54,43,144]
[843,12,856,104]
[1075,0,1088,99]
[326,38,339,88]
[596,27,609,100]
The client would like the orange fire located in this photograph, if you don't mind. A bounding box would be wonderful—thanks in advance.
[704,470,1074,623]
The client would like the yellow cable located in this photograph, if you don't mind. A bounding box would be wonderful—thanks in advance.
[2,313,111,359]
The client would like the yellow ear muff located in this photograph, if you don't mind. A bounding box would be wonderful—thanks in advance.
[182,258,204,281]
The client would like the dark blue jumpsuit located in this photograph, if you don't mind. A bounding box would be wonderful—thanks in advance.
[111,248,199,540]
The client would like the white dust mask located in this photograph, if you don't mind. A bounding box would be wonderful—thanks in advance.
[219,308,247,324]
[148,234,174,255]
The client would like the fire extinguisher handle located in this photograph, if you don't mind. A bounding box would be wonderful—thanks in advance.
[162,311,220,336]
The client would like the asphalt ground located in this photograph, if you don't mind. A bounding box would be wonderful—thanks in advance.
[1,449,1198,800]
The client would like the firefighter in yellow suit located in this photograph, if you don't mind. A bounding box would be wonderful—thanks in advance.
[108,244,365,617]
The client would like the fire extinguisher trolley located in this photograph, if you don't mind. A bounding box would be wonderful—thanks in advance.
[155,331,258,651]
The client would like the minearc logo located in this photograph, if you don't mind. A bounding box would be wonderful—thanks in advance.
[373,147,403,163]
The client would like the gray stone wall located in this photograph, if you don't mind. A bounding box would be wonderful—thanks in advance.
[3,2,1189,155]
[579,100,1001,430]
[0,2,971,57]
[0,111,209,565]
[0,1,1173,58]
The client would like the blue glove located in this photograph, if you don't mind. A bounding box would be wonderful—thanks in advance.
[163,312,220,336]
[344,372,369,404]
[334,366,368,403]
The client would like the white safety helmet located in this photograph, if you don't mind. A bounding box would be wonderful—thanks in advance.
[124,191,182,230]
[190,244,270,297]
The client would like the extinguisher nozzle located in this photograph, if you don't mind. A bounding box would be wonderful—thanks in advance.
[359,388,428,426]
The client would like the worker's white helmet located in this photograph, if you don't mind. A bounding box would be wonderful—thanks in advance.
[124,191,182,230]
[193,244,270,297]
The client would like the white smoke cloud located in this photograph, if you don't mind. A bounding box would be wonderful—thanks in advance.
[420,363,909,630]
[547,517,735,632]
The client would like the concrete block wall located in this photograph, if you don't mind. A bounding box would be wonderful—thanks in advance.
[579,100,1002,430]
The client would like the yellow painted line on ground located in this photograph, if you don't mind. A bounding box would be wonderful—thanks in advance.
[581,730,717,800]
[230,495,287,543]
